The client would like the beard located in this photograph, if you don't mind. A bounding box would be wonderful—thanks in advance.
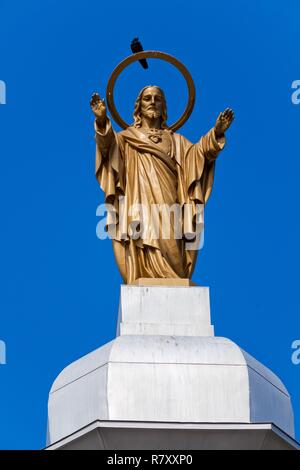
[144,109,161,120]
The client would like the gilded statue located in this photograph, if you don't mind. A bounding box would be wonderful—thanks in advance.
[90,53,234,284]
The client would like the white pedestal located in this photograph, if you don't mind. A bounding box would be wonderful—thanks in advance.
[47,285,298,450]
[117,285,213,336]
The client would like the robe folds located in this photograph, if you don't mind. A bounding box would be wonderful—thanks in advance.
[95,120,225,284]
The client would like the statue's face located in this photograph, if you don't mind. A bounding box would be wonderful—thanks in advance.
[140,87,163,120]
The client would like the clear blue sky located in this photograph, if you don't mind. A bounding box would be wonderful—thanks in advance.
[0,0,299,449]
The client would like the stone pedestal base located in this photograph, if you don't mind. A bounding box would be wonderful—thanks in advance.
[47,285,297,450]
[117,285,213,336]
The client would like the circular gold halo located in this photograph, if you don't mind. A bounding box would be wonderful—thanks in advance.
[106,51,196,132]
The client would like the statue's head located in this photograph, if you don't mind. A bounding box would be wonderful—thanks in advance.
[133,86,168,128]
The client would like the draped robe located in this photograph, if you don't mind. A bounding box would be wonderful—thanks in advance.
[95,120,225,284]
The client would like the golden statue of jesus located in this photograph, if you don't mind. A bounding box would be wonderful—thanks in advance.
[90,86,234,284]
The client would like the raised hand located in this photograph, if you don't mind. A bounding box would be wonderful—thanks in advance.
[90,92,107,126]
[214,108,234,138]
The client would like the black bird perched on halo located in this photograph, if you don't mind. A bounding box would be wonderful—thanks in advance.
[130,37,149,69]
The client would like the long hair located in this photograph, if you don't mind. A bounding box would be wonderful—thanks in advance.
[133,86,168,128]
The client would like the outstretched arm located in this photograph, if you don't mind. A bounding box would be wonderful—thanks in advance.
[91,92,125,197]
[90,92,115,154]
[201,108,234,161]
[185,109,234,205]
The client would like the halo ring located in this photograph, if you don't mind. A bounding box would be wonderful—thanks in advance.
[106,51,196,131]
